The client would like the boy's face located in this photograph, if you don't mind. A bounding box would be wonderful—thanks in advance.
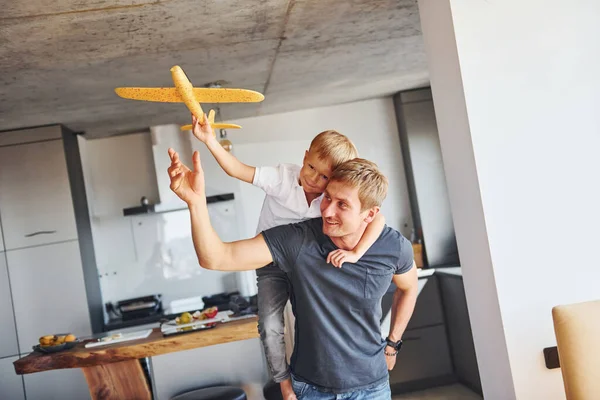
[299,150,333,194]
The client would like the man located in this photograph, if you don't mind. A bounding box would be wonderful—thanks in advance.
[167,148,418,400]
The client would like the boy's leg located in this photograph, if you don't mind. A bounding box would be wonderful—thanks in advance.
[257,263,291,383]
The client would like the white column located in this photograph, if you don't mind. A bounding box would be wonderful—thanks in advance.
[417,1,600,399]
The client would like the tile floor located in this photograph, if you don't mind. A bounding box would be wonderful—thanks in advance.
[392,384,482,400]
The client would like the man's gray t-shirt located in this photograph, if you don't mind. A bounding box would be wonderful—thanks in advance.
[262,217,414,394]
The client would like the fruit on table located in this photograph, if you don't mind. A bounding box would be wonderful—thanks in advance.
[180,312,192,324]
[200,307,218,320]
[39,334,77,347]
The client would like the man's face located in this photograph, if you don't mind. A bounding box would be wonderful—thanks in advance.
[320,180,376,239]
[299,150,333,195]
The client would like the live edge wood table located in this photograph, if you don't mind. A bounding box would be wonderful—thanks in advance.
[13,317,259,400]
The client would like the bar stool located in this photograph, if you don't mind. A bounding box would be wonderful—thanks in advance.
[263,380,284,400]
[170,385,247,400]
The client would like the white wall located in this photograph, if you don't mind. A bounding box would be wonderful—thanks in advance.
[229,97,413,239]
[418,0,600,399]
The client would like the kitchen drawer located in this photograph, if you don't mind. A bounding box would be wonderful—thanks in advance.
[406,275,444,330]
[7,241,91,354]
[0,355,25,400]
[389,324,453,385]
[0,139,78,250]
[382,276,444,332]
[0,254,19,358]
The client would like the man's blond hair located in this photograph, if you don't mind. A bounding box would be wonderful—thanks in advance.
[308,130,358,169]
[330,158,388,211]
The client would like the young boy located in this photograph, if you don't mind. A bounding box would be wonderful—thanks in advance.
[190,114,384,399]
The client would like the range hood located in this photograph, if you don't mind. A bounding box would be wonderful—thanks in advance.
[122,124,234,216]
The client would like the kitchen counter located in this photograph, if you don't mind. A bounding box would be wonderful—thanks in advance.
[434,266,463,276]
[14,317,259,399]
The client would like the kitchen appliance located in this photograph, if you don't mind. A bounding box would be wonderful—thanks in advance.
[110,295,163,321]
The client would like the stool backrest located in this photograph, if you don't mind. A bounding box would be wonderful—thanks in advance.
[552,299,600,399]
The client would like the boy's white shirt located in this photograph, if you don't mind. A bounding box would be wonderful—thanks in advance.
[253,163,323,234]
[252,163,322,363]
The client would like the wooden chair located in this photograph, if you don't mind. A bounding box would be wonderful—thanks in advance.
[552,299,600,399]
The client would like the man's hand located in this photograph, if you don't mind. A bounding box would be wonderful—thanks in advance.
[191,113,215,144]
[279,378,298,400]
[327,249,359,268]
[385,346,398,371]
[167,148,205,205]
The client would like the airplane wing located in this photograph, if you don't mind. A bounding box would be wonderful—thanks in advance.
[114,87,264,103]
[180,123,241,131]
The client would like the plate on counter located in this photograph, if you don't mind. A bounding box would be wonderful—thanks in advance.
[33,341,79,354]
[33,333,80,354]
[160,311,257,336]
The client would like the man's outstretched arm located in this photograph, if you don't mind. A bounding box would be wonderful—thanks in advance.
[168,148,273,271]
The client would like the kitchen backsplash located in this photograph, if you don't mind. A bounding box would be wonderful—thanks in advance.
[96,200,250,317]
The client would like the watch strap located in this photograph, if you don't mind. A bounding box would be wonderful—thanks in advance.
[385,337,403,351]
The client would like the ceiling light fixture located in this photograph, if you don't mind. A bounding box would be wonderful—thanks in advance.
[215,106,233,152]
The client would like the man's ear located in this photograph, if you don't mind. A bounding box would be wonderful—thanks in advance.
[363,206,380,223]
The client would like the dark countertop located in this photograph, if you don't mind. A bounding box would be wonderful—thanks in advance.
[104,312,173,331]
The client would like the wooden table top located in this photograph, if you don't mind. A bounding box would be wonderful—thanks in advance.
[14,317,258,375]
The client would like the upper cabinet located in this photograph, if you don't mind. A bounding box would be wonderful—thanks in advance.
[0,139,78,250]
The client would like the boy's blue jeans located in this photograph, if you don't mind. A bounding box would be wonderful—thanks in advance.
[292,377,391,400]
[257,263,291,382]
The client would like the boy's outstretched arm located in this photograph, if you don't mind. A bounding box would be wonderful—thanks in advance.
[191,114,256,183]
[327,214,385,268]
[168,147,273,270]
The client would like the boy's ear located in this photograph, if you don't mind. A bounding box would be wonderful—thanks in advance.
[304,150,309,161]
[363,207,380,223]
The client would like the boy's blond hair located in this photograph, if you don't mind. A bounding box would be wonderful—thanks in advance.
[330,158,388,211]
[308,130,358,169]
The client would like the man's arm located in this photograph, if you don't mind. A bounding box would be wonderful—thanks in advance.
[386,262,419,370]
[189,203,273,271]
[168,147,272,271]
[192,114,256,183]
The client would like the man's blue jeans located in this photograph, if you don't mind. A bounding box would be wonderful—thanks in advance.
[292,377,391,400]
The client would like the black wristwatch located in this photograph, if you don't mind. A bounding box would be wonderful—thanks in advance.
[385,337,403,351]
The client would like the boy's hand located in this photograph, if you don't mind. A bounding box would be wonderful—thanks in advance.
[191,113,215,144]
[167,148,206,205]
[327,249,359,268]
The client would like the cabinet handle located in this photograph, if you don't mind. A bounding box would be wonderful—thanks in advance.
[24,230,57,238]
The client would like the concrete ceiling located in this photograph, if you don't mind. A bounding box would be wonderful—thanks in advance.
[0,0,429,138]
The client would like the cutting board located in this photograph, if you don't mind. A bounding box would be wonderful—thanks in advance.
[85,329,153,348]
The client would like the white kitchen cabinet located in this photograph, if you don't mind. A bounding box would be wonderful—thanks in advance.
[0,356,25,400]
[0,139,78,250]
[7,241,91,354]
[22,363,90,400]
[0,254,19,358]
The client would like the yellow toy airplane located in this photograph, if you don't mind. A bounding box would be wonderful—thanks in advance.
[114,65,264,131]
